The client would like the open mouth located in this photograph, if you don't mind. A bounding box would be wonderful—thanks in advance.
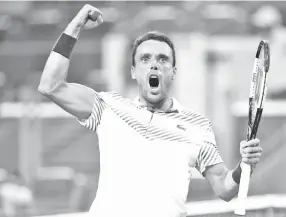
[149,75,159,88]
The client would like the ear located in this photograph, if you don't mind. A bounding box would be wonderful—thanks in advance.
[172,67,177,80]
[131,66,136,80]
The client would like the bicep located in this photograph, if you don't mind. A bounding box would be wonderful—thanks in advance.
[44,82,96,119]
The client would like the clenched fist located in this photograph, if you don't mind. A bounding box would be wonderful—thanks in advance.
[72,4,103,29]
[240,138,262,171]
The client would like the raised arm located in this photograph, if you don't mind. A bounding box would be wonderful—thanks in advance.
[204,139,262,202]
[38,4,103,120]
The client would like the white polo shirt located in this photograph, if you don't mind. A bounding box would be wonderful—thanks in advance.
[79,91,223,217]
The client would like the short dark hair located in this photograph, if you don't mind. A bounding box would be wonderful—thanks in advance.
[132,31,176,67]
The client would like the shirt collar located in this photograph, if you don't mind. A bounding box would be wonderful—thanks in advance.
[133,96,179,113]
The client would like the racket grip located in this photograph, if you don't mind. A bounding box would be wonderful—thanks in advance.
[234,163,251,215]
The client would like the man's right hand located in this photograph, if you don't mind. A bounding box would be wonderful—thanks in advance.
[64,4,103,38]
[72,4,103,29]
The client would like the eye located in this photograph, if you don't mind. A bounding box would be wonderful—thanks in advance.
[141,57,150,63]
[158,57,167,63]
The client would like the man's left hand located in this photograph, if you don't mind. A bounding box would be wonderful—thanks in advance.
[240,138,262,170]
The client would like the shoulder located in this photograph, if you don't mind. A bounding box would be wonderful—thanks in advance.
[98,91,135,109]
[175,102,212,130]
[173,99,215,144]
[98,91,122,100]
[98,91,129,103]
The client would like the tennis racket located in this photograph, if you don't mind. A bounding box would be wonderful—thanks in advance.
[234,40,270,216]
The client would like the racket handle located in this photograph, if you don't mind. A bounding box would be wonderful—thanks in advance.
[234,163,251,215]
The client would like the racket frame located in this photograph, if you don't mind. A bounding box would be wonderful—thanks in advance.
[234,40,270,215]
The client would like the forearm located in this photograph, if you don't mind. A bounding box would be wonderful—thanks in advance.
[38,21,81,94]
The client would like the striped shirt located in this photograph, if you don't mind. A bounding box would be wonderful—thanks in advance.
[78,91,223,217]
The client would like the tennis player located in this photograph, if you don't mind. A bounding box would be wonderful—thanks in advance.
[38,5,263,217]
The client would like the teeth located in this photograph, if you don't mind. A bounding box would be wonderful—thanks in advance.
[150,75,158,79]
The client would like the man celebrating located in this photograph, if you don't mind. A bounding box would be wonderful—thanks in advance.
[38,4,262,217]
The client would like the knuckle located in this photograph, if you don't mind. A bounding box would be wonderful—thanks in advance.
[244,147,250,153]
[81,5,90,13]
[257,147,261,152]
[240,141,247,147]
[242,149,248,155]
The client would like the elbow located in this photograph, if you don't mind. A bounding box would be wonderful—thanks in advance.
[38,73,52,95]
[38,66,66,95]
[38,79,64,96]
[218,192,235,202]
[219,194,232,202]
[38,84,47,95]
[38,83,52,96]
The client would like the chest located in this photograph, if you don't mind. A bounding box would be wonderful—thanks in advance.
[98,105,204,168]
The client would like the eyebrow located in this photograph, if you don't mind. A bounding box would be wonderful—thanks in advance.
[139,53,170,59]
[139,53,151,59]
[157,54,170,60]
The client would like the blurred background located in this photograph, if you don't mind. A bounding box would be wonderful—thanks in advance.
[0,1,285,217]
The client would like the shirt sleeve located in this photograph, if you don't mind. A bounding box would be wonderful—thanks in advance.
[78,91,108,132]
[195,122,223,175]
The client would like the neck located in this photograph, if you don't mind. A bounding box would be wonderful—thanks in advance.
[138,94,173,112]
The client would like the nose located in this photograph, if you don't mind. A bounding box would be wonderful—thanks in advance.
[150,61,159,70]
[150,65,158,70]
